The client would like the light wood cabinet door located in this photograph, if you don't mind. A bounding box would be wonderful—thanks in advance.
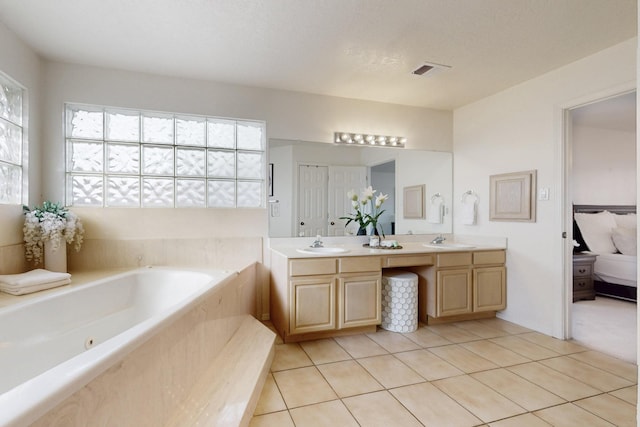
[473,266,506,312]
[338,274,381,329]
[437,268,472,317]
[290,276,336,334]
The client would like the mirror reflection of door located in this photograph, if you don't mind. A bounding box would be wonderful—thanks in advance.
[298,165,328,237]
[328,166,367,236]
[371,161,396,235]
[297,164,368,236]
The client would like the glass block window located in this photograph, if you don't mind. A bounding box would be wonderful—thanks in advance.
[65,104,266,208]
[0,72,25,205]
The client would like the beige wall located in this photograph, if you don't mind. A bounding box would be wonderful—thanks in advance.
[453,37,637,337]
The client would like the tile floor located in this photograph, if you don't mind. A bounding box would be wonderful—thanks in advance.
[251,318,638,427]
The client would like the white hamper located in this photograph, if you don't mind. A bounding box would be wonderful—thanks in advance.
[381,270,418,333]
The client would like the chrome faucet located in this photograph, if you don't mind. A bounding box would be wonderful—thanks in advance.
[431,234,446,244]
[310,235,324,248]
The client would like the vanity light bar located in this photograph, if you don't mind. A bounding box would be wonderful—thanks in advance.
[334,132,406,148]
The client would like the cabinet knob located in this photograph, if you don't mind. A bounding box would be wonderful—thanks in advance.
[300,221,305,226]
[578,268,586,274]
[330,221,335,225]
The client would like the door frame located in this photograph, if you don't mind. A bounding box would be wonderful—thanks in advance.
[558,82,636,339]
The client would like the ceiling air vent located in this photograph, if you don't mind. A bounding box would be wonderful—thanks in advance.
[411,61,451,77]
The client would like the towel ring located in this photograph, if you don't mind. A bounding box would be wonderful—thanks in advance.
[430,192,444,203]
[461,190,478,203]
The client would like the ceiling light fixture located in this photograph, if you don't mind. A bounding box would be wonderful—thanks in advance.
[334,132,406,148]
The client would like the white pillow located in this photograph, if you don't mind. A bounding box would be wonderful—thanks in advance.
[574,211,618,254]
[614,213,637,229]
[612,227,637,256]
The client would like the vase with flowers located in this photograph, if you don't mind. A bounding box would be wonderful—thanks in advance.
[23,201,84,272]
[340,186,389,243]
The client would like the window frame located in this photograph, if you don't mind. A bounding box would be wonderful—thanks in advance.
[0,71,26,206]
[64,103,266,209]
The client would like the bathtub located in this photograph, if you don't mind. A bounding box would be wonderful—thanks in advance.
[0,266,237,427]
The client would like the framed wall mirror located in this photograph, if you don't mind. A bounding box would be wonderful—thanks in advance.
[268,139,453,237]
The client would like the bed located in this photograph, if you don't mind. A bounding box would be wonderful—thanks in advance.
[573,205,637,302]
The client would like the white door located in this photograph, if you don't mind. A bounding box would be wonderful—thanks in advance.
[328,166,367,236]
[298,165,328,237]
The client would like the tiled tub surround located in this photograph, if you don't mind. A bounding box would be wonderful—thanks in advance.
[0,264,275,427]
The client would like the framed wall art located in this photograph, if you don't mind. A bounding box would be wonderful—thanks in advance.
[403,184,425,219]
[489,170,537,222]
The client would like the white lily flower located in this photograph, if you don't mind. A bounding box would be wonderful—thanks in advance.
[361,186,375,201]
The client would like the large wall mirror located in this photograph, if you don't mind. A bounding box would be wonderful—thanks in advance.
[269,139,453,238]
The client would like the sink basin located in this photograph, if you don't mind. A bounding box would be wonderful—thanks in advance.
[297,247,350,254]
[423,243,476,249]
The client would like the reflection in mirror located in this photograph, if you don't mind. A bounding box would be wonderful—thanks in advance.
[268,139,452,237]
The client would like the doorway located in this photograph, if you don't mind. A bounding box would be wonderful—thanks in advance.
[297,164,367,237]
[564,90,637,362]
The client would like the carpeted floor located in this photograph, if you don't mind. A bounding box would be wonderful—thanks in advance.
[572,296,637,363]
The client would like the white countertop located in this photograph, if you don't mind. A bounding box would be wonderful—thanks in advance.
[269,234,507,259]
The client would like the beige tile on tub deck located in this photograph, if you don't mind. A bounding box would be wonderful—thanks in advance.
[568,350,638,381]
[488,413,552,427]
[270,343,313,372]
[534,403,616,427]
[253,373,286,415]
[390,382,482,426]
[394,349,464,381]
[574,394,637,427]
[356,354,425,389]
[365,330,421,353]
[489,335,560,360]
[610,385,638,405]
[289,400,359,427]
[428,344,499,373]
[272,366,337,408]
[433,375,526,423]
[316,360,383,397]
[403,326,453,347]
[472,368,565,411]
[540,356,634,392]
[461,339,530,367]
[342,390,423,427]
[250,410,295,427]
[507,362,600,401]
[299,338,352,365]
[334,334,388,358]
[518,331,586,354]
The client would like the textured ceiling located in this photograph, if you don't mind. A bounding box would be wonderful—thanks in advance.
[0,0,636,110]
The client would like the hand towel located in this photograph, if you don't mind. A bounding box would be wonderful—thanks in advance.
[0,269,71,288]
[460,199,477,225]
[428,200,443,224]
[0,277,71,295]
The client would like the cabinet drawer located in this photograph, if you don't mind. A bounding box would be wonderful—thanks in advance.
[290,258,337,276]
[339,256,381,273]
[473,250,506,265]
[573,263,593,278]
[573,278,594,291]
[436,252,472,267]
[384,254,434,268]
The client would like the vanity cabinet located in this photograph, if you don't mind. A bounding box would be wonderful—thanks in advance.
[421,250,506,322]
[271,254,382,342]
[270,246,507,341]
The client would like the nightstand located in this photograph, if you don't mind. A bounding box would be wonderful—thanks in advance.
[573,253,597,302]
